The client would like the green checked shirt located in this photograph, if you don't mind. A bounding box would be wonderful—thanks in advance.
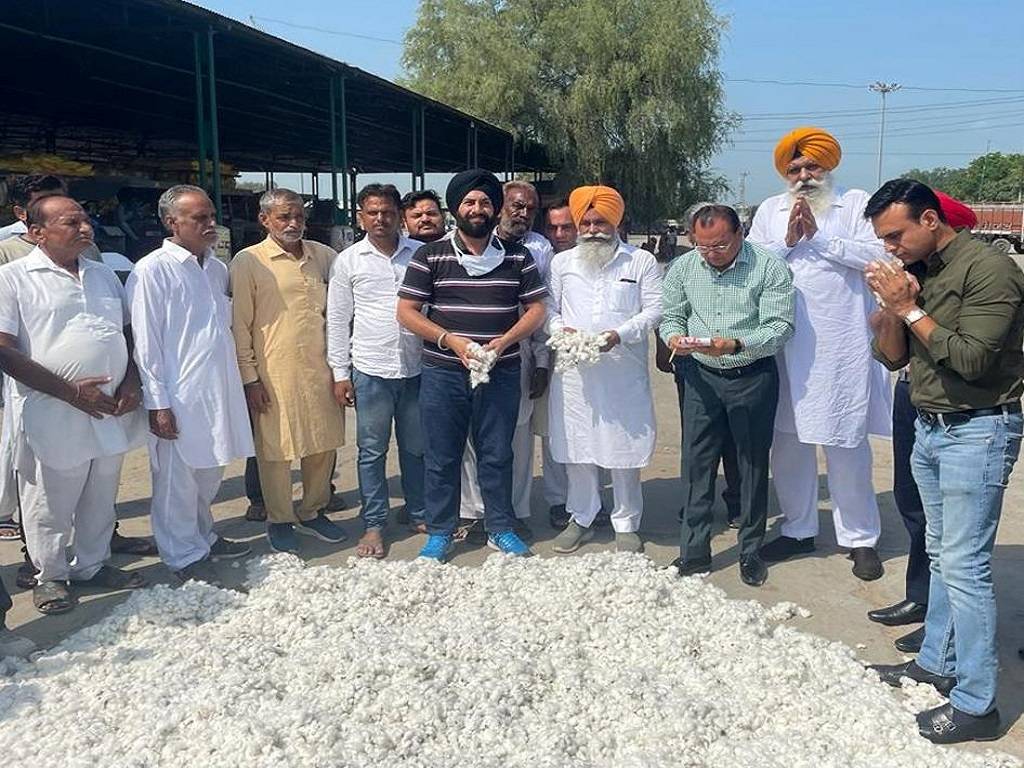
[659,239,796,369]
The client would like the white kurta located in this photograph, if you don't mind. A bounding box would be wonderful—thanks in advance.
[546,242,662,468]
[127,240,254,469]
[748,187,892,447]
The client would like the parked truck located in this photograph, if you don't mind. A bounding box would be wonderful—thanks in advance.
[970,203,1023,253]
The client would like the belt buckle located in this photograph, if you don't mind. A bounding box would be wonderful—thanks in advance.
[918,410,937,426]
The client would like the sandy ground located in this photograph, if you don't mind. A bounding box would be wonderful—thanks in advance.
[2,363,1022,762]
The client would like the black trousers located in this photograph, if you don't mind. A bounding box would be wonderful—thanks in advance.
[892,378,929,605]
[673,360,741,517]
[679,356,779,561]
[0,574,11,628]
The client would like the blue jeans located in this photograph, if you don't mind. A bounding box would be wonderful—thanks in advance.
[912,409,1022,715]
[352,369,425,530]
[419,363,519,536]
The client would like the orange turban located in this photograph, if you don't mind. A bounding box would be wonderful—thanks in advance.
[569,185,625,228]
[773,127,842,176]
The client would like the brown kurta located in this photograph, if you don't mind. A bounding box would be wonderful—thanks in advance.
[230,236,344,461]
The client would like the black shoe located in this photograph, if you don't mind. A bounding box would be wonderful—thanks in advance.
[895,626,925,654]
[850,547,884,581]
[867,599,927,626]
[593,508,611,528]
[396,506,410,525]
[324,492,347,513]
[672,556,712,577]
[739,554,767,587]
[759,535,814,563]
[548,504,570,530]
[868,660,955,697]
[916,703,1000,744]
[244,502,267,522]
[726,512,741,530]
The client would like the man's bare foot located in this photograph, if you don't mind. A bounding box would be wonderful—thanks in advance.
[356,529,386,559]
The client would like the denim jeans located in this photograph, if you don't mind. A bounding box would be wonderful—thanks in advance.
[352,369,425,530]
[912,409,1022,715]
[419,362,519,536]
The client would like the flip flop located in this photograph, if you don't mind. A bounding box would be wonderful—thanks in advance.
[0,521,21,541]
[75,565,146,591]
[33,581,73,614]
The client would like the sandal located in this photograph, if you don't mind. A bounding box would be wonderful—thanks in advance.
[110,531,158,556]
[33,581,73,614]
[75,565,146,591]
[0,521,21,541]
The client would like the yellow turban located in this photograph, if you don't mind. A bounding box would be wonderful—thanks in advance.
[773,127,842,176]
[569,185,625,228]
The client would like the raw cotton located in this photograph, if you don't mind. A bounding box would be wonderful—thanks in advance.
[546,328,610,373]
[465,342,498,388]
[0,554,1018,768]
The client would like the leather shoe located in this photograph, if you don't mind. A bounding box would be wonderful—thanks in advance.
[869,660,955,697]
[916,703,1000,744]
[894,626,925,653]
[850,547,884,581]
[867,599,927,626]
[673,556,712,577]
[759,535,814,563]
[739,555,767,587]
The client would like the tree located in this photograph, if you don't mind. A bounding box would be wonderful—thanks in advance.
[401,0,735,226]
[903,153,1024,203]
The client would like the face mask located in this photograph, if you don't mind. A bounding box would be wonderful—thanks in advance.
[451,231,506,277]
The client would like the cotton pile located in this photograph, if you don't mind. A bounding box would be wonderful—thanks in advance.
[0,554,1017,768]
[547,328,609,373]
[465,342,498,388]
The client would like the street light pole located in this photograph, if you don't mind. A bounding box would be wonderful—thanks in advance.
[869,81,901,187]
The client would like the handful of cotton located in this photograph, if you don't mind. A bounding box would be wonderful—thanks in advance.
[865,257,908,308]
[547,328,610,373]
[465,342,498,388]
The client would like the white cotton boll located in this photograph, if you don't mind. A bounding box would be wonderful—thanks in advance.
[465,342,498,388]
[546,328,610,373]
[0,553,1019,768]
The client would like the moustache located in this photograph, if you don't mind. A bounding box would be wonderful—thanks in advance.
[579,233,613,242]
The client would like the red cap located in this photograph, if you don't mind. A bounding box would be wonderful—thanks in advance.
[934,190,977,230]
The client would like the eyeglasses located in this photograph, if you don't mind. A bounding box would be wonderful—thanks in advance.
[693,244,732,254]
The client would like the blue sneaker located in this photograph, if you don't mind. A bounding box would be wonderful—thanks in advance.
[267,523,299,554]
[418,534,454,562]
[295,513,347,543]
[487,530,532,557]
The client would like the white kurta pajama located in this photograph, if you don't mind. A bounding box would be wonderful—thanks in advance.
[749,187,892,548]
[546,241,662,533]
[0,248,145,582]
[128,240,253,571]
[461,232,555,521]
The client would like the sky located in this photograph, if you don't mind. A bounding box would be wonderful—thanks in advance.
[195,0,1024,206]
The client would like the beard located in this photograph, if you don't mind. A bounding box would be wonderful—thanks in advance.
[576,233,619,273]
[788,172,835,215]
[455,211,497,239]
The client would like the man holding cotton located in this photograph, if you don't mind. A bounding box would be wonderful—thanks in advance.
[749,126,891,581]
[547,186,662,554]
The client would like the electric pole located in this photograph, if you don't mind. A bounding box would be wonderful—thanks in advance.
[869,82,901,187]
[738,171,749,207]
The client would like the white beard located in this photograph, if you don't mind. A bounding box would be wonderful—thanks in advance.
[787,173,835,216]
[577,235,618,274]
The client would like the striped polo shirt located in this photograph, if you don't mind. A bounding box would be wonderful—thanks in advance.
[398,233,548,369]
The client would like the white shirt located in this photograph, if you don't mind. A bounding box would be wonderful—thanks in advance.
[545,241,662,467]
[0,221,26,241]
[327,235,422,382]
[127,239,254,468]
[0,247,144,469]
[749,187,892,446]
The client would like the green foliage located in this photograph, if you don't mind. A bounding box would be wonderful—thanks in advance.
[401,0,735,225]
[903,153,1024,203]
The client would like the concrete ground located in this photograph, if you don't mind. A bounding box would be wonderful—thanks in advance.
[2,363,1023,762]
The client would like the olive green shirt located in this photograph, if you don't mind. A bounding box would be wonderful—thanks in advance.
[873,230,1024,412]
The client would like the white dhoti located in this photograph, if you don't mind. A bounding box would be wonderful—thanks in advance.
[566,464,642,533]
[18,453,122,582]
[460,423,533,520]
[150,439,224,571]
[771,430,880,548]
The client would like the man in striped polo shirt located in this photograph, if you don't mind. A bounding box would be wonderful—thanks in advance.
[397,170,548,561]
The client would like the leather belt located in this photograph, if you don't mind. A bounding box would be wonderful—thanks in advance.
[694,356,775,380]
[917,402,1022,427]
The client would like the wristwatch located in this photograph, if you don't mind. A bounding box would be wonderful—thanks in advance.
[902,308,928,326]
